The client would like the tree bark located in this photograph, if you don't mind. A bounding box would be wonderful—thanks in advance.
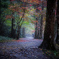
[16,25,21,39]
[35,4,39,39]
[39,1,44,39]
[56,0,59,44]
[22,27,25,38]
[35,18,38,39]
[38,0,56,50]
[11,18,15,38]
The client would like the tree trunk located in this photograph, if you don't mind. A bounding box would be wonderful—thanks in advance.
[11,18,14,38]
[38,0,56,50]
[16,25,21,39]
[56,0,59,44]
[56,35,59,44]
[22,27,25,38]
[39,1,44,39]
[16,2,26,39]
[10,12,16,38]
[35,18,38,39]
[35,4,39,39]
[39,16,43,39]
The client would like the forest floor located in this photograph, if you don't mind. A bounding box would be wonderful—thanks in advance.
[0,38,59,59]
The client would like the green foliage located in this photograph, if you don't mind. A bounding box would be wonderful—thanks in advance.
[0,36,12,40]
[0,0,11,37]
[0,0,10,10]
[0,36,14,42]
[4,9,12,15]
[23,21,29,25]
[5,20,11,26]
[43,49,59,59]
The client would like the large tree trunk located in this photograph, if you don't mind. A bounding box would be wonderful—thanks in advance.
[38,0,56,50]
[56,0,59,44]
[56,35,59,44]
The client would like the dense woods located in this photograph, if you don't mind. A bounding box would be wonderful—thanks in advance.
[0,0,59,59]
[0,0,58,48]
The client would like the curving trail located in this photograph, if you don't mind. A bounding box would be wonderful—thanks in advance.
[0,38,43,49]
[0,38,50,59]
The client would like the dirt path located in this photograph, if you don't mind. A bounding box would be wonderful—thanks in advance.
[0,38,50,59]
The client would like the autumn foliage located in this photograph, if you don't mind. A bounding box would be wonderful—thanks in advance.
[21,0,42,4]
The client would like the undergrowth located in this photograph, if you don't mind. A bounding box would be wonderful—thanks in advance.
[0,36,15,42]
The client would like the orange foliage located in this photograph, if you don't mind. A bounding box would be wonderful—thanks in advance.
[21,0,42,4]
[6,15,12,19]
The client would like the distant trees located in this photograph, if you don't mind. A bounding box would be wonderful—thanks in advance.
[39,0,56,50]
[39,1,44,39]
[35,18,38,39]
[22,27,25,38]
[34,0,46,39]
[4,1,28,39]
[16,2,27,39]
[34,3,42,39]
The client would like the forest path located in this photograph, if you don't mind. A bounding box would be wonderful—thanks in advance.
[0,38,43,49]
[0,38,50,59]
[16,38,43,48]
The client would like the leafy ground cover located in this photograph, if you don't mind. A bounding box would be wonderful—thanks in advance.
[42,49,59,59]
[0,36,15,42]
[0,36,59,59]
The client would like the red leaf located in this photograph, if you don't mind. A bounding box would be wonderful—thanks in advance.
[30,4,32,6]
[37,7,42,10]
